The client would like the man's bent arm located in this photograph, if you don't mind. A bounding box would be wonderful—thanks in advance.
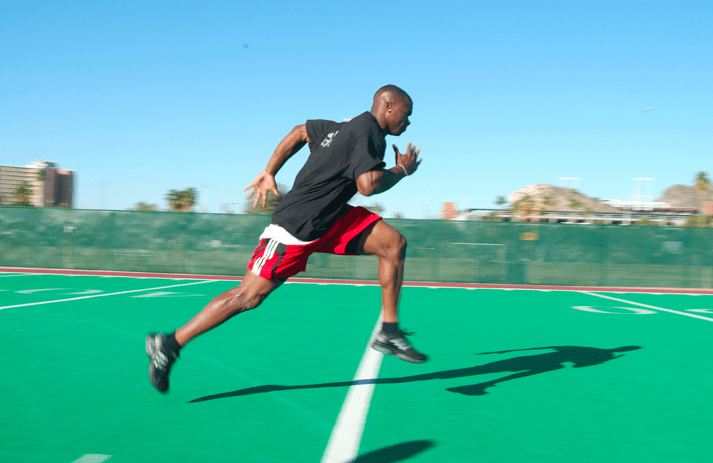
[265,124,310,175]
[356,167,407,197]
[245,124,310,208]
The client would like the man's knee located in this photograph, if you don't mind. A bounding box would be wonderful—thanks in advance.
[241,287,266,310]
[396,233,407,257]
[363,221,407,262]
[384,232,407,263]
[229,276,282,313]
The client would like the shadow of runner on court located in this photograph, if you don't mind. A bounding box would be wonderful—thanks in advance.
[440,345,641,396]
[189,345,641,403]
[352,440,436,463]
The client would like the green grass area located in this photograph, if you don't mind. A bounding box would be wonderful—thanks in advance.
[2,274,712,462]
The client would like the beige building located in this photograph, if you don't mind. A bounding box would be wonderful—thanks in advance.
[0,161,75,207]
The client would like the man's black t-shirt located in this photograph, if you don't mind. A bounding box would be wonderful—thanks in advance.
[270,111,386,241]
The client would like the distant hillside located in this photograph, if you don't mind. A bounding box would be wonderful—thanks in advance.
[655,184,713,209]
[507,184,619,213]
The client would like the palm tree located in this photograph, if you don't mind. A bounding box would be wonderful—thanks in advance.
[166,188,198,212]
[12,182,34,206]
[495,196,508,207]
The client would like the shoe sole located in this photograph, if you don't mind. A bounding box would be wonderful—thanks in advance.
[145,335,157,359]
[371,341,427,364]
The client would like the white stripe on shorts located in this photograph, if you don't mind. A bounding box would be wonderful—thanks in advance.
[252,238,279,276]
[251,225,317,277]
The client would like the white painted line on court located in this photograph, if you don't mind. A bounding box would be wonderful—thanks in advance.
[0,280,216,311]
[581,291,713,322]
[17,288,68,294]
[70,455,111,463]
[321,314,384,463]
[131,291,206,298]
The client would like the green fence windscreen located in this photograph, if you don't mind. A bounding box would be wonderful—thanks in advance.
[1,206,712,288]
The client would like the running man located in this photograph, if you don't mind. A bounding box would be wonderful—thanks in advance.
[146,84,427,393]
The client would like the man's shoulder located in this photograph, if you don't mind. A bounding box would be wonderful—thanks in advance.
[348,112,379,128]
[347,112,384,139]
[307,118,340,133]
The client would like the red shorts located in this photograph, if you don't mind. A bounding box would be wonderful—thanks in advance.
[247,205,382,280]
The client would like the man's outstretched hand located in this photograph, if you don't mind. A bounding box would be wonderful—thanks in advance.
[244,171,280,208]
[393,142,422,176]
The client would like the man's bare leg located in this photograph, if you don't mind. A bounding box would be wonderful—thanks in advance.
[146,272,284,393]
[361,220,406,323]
[175,272,285,347]
[361,220,427,363]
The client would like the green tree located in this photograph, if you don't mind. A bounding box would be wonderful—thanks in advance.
[243,184,288,215]
[166,188,198,212]
[632,217,659,226]
[684,215,713,227]
[12,182,33,206]
[543,195,554,208]
[134,202,159,211]
[481,211,503,221]
[36,169,46,182]
[568,198,583,210]
[511,195,537,221]
[694,171,711,194]
[495,196,508,207]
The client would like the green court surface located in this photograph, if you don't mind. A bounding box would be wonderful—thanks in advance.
[1,272,712,463]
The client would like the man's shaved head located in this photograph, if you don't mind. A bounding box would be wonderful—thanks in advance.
[373,85,412,108]
[370,84,413,135]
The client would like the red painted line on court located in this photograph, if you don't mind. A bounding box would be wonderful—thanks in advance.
[3,266,713,294]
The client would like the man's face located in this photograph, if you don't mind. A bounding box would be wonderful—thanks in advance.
[387,98,412,136]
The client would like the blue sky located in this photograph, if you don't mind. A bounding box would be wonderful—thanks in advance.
[2,0,711,217]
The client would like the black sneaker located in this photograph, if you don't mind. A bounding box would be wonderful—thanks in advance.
[146,333,179,393]
[370,329,428,363]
